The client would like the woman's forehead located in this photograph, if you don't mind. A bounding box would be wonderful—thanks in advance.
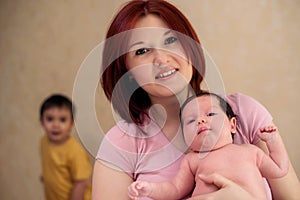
[134,14,169,29]
[128,27,172,45]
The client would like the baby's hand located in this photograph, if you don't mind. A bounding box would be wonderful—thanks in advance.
[128,181,152,199]
[257,126,278,142]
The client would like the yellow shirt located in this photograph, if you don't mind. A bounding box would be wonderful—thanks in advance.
[40,135,92,200]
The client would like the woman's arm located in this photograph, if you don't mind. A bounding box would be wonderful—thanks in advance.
[256,136,300,200]
[92,160,133,200]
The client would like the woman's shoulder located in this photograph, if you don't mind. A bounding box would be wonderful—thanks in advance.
[106,120,145,138]
[225,92,270,115]
[102,120,157,151]
[106,117,163,139]
[225,92,273,144]
[104,120,139,142]
[226,92,258,106]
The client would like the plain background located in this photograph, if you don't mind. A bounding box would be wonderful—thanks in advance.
[0,0,299,199]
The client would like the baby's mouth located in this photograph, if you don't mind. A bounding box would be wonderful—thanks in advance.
[197,127,210,135]
[155,68,178,79]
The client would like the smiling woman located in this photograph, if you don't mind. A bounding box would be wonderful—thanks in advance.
[1,0,299,199]
[92,1,300,200]
[101,14,205,123]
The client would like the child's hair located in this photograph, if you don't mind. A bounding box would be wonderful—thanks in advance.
[180,91,236,138]
[180,91,236,119]
[40,94,75,120]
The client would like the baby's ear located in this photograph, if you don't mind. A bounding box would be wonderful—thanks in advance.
[230,117,237,134]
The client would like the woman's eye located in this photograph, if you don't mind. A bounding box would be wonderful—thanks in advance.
[165,36,177,45]
[207,112,217,117]
[135,48,149,55]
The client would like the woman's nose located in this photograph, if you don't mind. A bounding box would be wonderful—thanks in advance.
[153,49,169,67]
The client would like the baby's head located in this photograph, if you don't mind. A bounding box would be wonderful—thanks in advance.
[180,91,236,152]
[40,94,74,145]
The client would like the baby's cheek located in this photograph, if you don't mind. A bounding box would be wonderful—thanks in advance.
[183,133,193,147]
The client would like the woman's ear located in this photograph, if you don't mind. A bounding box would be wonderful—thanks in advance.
[230,117,237,134]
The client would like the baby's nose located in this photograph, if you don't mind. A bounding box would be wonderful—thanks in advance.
[197,118,206,124]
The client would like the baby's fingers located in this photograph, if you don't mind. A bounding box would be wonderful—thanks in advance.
[128,183,140,199]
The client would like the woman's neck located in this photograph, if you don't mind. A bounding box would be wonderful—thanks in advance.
[148,87,191,150]
[149,87,190,127]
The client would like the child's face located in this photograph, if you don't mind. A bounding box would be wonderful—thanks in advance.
[40,106,73,145]
[181,95,236,152]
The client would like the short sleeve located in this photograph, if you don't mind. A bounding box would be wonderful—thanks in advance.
[226,93,273,144]
[96,124,138,178]
[69,139,92,181]
[96,120,184,181]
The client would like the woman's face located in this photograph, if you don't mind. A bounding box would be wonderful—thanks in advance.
[126,14,193,99]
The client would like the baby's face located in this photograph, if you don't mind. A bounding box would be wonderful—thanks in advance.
[40,106,73,145]
[181,95,235,152]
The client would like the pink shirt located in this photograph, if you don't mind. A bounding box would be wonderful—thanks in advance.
[96,93,273,199]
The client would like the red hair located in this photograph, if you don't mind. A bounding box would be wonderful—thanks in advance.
[101,0,205,124]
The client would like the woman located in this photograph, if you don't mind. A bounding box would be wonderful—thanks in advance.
[93,0,299,199]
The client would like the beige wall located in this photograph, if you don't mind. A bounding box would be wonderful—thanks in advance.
[0,0,299,199]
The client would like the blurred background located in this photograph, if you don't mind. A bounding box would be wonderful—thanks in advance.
[0,0,299,199]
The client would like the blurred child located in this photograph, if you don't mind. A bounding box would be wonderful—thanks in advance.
[128,91,289,200]
[40,94,91,200]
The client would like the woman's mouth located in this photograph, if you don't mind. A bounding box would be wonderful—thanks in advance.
[155,68,178,79]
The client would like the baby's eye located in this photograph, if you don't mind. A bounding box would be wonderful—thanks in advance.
[186,119,195,124]
[164,36,177,45]
[135,48,150,55]
[207,112,217,117]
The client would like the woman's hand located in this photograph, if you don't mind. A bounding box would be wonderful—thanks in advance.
[188,173,257,200]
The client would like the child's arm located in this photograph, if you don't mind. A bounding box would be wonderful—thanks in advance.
[257,126,289,178]
[70,179,89,200]
[128,155,195,200]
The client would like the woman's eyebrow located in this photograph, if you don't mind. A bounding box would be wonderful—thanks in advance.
[163,30,172,36]
[128,41,144,50]
[128,30,172,50]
